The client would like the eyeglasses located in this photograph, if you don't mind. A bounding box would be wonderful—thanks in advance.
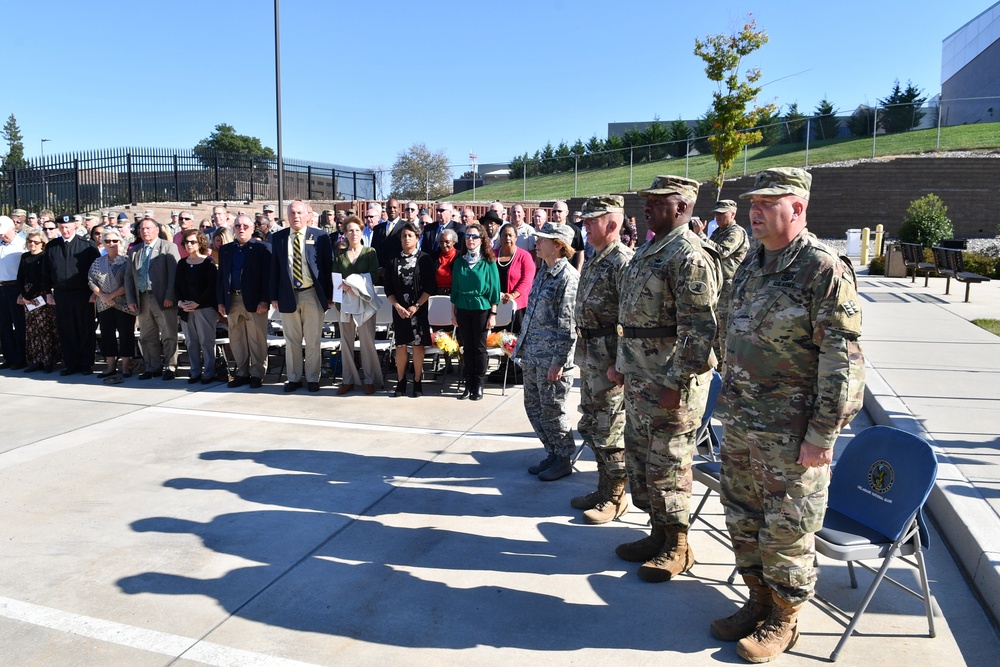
[180,217,193,222]
[43,226,57,231]
[466,234,481,240]
[405,207,418,211]
[183,240,199,245]
[233,223,252,229]
[364,215,375,219]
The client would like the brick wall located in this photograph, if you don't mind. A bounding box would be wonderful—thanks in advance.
[584,157,1000,241]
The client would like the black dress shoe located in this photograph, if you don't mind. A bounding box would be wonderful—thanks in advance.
[470,385,484,401]
[0,361,12,370]
[79,367,93,376]
[307,382,320,393]
[98,368,118,378]
[201,375,216,385]
[23,363,42,373]
[162,370,176,381]
[43,364,54,374]
[10,361,26,370]
[187,376,201,384]
[284,381,302,393]
[250,377,263,389]
[228,376,249,388]
[458,388,471,400]
[59,368,77,376]
[138,371,155,380]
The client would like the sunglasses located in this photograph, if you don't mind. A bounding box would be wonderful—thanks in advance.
[180,217,193,222]
[43,226,57,231]
[183,240,199,245]
[105,239,121,244]
[233,223,252,229]
[26,239,43,245]
[466,234,481,240]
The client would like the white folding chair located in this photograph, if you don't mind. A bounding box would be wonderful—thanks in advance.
[484,299,516,395]
[425,295,456,380]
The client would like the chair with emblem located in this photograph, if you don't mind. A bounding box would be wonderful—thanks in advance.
[814,425,938,662]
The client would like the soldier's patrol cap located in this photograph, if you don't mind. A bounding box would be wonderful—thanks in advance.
[84,212,98,220]
[144,209,155,217]
[170,210,179,216]
[579,194,625,220]
[72,214,83,222]
[322,209,336,216]
[12,208,27,217]
[712,199,737,213]
[533,221,575,245]
[262,204,276,212]
[740,167,812,200]
[28,212,38,219]
[638,175,700,200]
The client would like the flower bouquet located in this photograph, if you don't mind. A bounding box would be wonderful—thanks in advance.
[487,331,518,358]
[433,330,461,357]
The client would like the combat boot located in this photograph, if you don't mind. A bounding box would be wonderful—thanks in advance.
[637,525,695,582]
[570,463,606,510]
[711,575,774,641]
[583,478,629,524]
[735,593,802,663]
[615,519,666,562]
[538,456,572,481]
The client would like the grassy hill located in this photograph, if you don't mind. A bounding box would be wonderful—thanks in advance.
[444,124,1000,202]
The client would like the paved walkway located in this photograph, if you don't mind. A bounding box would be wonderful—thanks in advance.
[0,265,999,665]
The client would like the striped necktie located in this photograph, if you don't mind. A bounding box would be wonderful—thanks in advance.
[292,231,304,288]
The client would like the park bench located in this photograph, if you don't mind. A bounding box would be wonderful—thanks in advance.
[899,242,938,285]
[931,246,991,302]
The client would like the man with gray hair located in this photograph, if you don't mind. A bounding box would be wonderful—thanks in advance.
[552,200,585,271]
[510,203,534,257]
[422,201,465,257]
[362,203,382,247]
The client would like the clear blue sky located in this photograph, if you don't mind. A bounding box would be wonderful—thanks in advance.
[2,0,990,177]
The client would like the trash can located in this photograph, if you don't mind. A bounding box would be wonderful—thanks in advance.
[939,238,968,250]
[884,243,907,277]
[845,229,862,256]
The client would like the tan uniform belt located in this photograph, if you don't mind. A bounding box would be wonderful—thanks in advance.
[616,324,678,338]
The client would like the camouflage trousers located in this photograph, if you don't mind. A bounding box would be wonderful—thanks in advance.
[522,362,576,459]
[577,360,626,479]
[623,372,711,527]
[713,289,732,364]
[720,426,831,605]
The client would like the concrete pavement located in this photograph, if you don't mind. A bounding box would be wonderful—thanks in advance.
[1,267,999,664]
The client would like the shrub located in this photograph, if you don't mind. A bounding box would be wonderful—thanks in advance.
[962,252,1000,279]
[868,255,885,275]
[897,193,953,247]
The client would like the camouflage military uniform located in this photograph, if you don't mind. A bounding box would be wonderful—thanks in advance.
[706,222,749,361]
[718,228,865,605]
[575,238,633,479]
[516,256,579,460]
[617,224,720,527]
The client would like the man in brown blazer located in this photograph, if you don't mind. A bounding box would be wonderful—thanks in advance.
[125,217,181,380]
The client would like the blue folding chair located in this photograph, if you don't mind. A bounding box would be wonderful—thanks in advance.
[815,425,938,662]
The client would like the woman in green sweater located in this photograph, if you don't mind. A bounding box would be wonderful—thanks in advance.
[333,216,381,395]
[450,221,501,401]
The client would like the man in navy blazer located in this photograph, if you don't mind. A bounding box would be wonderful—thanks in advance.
[420,201,466,258]
[269,200,333,392]
[371,198,403,282]
[217,214,272,388]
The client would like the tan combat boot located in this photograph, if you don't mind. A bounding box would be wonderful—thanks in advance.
[615,519,666,562]
[583,478,629,524]
[636,525,696,582]
[711,575,774,641]
[736,593,802,663]
[570,463,606,510]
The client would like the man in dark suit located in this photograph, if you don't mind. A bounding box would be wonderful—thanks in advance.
[125,217,181,380]
[269,200,333,393]
[420,201,466,258]
[371,198,403,281]
[218,214,272,389]
[44,214,100,374]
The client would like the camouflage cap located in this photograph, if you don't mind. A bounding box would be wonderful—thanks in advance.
[638,175,700,200]
[12,208,27,217]
[27,212,37,219]
[712,199,737,213]
[579,194,625,220]
[740,167,812,200]
[262,204,276,212]
[144,209,154,217]
[84,212,98,220]
[533,221,575,245]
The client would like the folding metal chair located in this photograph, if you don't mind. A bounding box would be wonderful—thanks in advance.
[814,425,938,662]
[424,295,456,381]
[484,299,515,395]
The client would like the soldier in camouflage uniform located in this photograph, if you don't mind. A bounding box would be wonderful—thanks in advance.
[706,200,749,363]
[571,195,634,524]
[712,168,865,663]
[514,222,580,482]
[610,175,721,583]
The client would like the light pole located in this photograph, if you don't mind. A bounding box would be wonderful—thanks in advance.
[274,0,284,220]
[40,139,51,208]
[469,152,478,202]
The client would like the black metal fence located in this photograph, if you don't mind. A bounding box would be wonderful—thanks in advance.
[0,147,376,214]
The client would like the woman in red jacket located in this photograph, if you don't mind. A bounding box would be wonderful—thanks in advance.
[488,223,536,383]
